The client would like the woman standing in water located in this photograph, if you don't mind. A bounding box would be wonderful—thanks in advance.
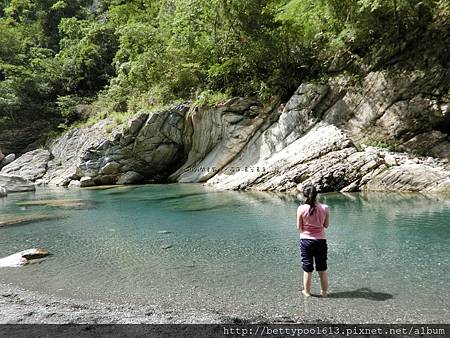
[296,185,329,297]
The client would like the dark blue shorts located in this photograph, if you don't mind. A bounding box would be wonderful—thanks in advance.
[299,239,328,272]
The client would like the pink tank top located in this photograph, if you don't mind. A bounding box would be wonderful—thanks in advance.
[298,202,329,240]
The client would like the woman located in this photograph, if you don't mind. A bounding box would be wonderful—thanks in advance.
[296,185,329,297]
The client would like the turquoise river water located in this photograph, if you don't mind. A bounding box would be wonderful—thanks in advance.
[0,184,449,323]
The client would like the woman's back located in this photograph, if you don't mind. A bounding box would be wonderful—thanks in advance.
[299,202,329,240]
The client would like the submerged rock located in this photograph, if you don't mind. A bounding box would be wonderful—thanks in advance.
[16,199,89,209]
[0,214,62,228]
[0,248,50,267]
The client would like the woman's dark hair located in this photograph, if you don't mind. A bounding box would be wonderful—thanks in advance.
[302,185,317,215]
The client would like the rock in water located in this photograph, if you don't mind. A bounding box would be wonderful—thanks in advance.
[0,248,50,267]
[0,174,35,193]
[117,171,144,185]
[68,180,81,187]
[80,176,95,187]
[0,214,61,228]
[0,186,6,197]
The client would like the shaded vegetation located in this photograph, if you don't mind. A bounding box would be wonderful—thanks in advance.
[0,0,448,133]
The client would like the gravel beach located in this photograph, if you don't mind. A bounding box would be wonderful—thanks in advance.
[0,283,232,324]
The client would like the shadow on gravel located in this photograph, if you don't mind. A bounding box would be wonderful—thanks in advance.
[327,288,393,301]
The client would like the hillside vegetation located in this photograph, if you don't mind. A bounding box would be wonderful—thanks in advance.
[0,0,449,133]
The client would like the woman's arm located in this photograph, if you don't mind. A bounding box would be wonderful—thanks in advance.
[296,206,303,232]
[323,207,329,228]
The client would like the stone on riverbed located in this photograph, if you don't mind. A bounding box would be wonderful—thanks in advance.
[0,174,35,193]
[0,214,62,228]
[0,248,50,267]
[16,199,89,209]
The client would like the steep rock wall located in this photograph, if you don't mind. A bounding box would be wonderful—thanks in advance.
[1,69,449,194]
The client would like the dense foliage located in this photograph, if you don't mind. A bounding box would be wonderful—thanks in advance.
[0,0,448,130]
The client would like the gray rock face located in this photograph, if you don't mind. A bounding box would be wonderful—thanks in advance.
[36,105,188,186]
[169,98,270,183]
[363,164,449,192]
[1,149,51,181]
[322,70,450,159]
[0,175,35,193]
[1,105,188,186]
[198,70,449,194]
[3,67,449,194]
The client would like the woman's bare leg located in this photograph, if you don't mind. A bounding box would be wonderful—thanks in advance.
[318,271,328,297]
[302,272,312,297]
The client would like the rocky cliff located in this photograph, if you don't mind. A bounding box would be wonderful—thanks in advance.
[1,69,449,194]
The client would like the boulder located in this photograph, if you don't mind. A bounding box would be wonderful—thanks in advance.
[0,186,6,197]
[0,248,50,267]
[94,175,116,186]
[68,180,81,188]
[0,174,35,193]
[80,176,95,187]
[100,161,121,175]
[117,171,145,185]
[1,153,15,166]
[0,149,51,181]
